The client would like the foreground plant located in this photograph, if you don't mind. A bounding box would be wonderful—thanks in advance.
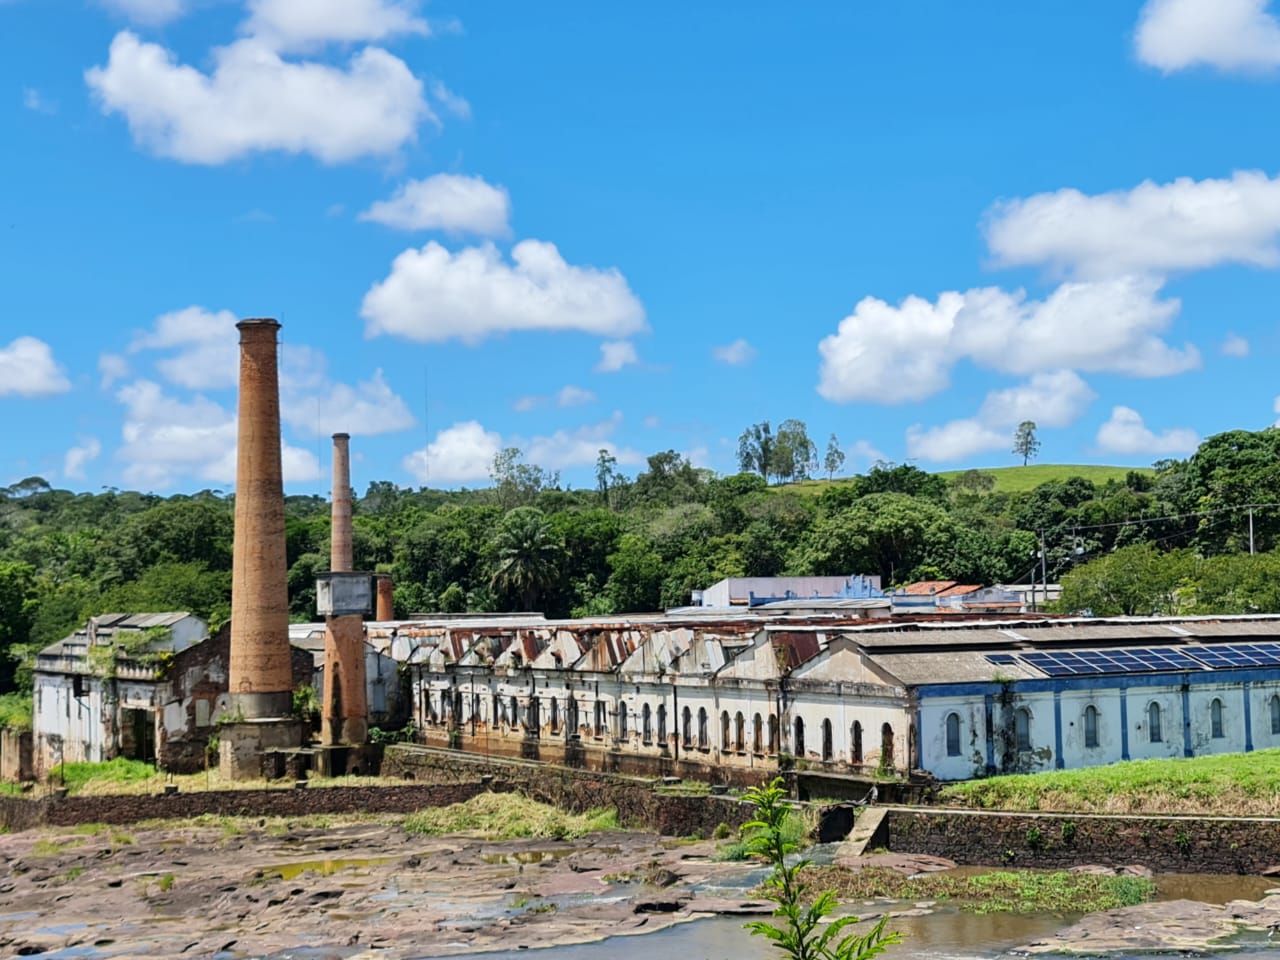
[742,778,901,960]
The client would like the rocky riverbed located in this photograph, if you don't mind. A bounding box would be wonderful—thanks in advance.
[0,817,773,959]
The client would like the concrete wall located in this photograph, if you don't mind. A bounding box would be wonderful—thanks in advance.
[0,730,32,781]
[887,807,1280,875]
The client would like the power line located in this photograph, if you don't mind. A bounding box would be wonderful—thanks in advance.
[1060,502,1280,535]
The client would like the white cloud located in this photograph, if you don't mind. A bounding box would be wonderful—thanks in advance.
[712,338,757,365]
[595,340,640,373]
[907,371,1096,464]
[243,0,428,53]
[977,370,1097,428]
[22,88,56,114]
[86,32,429,165]
[130,306,239,389]
[818,291,962,403]
[906,420,1008,463]
[115,379,320,489]
[429,79,471,119]
[556,385,595,408]
[846,439,888,467]
[642,415,660,429]
[0,336,72,397]
[363,240,646,344]
[1222,333,1251,356]
[281,368,415,437]
[63,437,102,481]
[1096,405,1199,456]
[985,171,1280,278]
[403,420,502,483]
[100,0,187,25]
[513,395,543,413]
[819,278,1195,405]
[1136,0,1280,73]
[359,173,511,236]
[99,353,129,389]
[520,413,643,470]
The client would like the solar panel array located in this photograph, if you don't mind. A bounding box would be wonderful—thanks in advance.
[984,642,1280,677]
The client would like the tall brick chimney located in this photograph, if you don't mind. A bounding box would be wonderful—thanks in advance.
[228,319,291,717]
[330,433,352,573]
[221,318,304,779]
[322,432,368,747]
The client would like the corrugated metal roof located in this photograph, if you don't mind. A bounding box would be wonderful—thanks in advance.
[871,651,1043,685]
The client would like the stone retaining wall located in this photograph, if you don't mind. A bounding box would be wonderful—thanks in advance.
[886,808,1280,874]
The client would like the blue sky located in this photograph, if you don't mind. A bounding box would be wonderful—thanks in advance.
[3,0,1280,495]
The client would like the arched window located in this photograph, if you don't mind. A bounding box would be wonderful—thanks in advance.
[593,699,605,737]
[1211,698,1224,739]
[821,718,833,762]
[768,714,779,754]
[880,723,895,769]
[642,703,652,744]
[1148,702,1162,743]
[493,694,500,728]
[753,713,763,753]
[945,713,961,757]
[721,711,731,750]
[530,696,541,738]
[682,706,692,747]
[618,701,628,740]
[1084,705,1099,749]
[852,721,863,764]
[567,697,579,735]
[1271,695,1280,736]
[697,707,709,749]
[550,697,560,734]
[510,695,519,730]
[794,717,806,757]
[735,712,746,752]
[1014,709,1031,752]
[657,704,667,743]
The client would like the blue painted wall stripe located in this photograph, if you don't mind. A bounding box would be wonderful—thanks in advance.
[1244,681,1253,753]
[1181,685,1193,758]
[1119,681,1130,761]
[1053,689,1064,769]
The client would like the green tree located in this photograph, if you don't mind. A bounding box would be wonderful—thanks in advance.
[823,434,846,480]
[0,562,37,692]
[490,448,560,510]
[489,507,564,611]
[605,534,665,612]
[738,422,776,481]
[595,448,619,508]
[1058,544,1192,616]
[1013,421,1040,466]
[772,419,818,482]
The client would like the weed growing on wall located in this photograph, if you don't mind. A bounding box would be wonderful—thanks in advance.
[742,777,900,960]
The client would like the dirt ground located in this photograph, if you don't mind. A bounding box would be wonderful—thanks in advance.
[0,817,772,959]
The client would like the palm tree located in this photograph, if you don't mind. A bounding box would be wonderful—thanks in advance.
[490,507,564,611]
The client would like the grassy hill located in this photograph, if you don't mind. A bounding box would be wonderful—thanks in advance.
[935,464,1153,494]
[783,464,1152,497]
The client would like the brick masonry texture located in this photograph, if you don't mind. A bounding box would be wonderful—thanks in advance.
[887,809,1280,874]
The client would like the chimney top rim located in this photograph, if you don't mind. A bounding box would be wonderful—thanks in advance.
[332,432,351,441]
[237,318,281,330]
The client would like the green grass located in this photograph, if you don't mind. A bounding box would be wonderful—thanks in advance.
[0,693,32,732]
[717,807,813,861]
[941,749,1280,815]
[402,792,619,840]
[809,866,1153,914]
[50,758,159,795]
[935,464,1153,494]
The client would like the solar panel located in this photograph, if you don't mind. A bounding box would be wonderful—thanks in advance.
[1190,642,1280,669]
[986,653,1017,665]
[1020,646,1204,677]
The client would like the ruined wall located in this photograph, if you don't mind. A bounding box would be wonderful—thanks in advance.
[887,808,1280,875]
[1,730,33,782]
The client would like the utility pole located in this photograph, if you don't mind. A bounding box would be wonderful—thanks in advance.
[1249,506,1256,556]
[1039,531,1049,610]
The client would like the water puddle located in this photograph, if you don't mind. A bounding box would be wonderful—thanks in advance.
[259,856,396,881]
[480,849,574,865]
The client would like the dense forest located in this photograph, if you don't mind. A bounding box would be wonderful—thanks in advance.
[5,426,1280,694]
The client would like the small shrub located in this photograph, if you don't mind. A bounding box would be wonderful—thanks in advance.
[1060,821,1077,845]
[157,873,175,891]
[713,822,733,840]
[1024,827,1043,849]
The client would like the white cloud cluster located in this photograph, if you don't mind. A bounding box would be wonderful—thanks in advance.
[907,371,1096,462]
[363,240,647,344]
[712,338,757,366]
[0,337,72,397]
[1222,333,1251,357]
[986,170,1280,278]
[1096,406,1199,456]
[1136,0,1280,73]
[360,173,511,236]
[115,379,321,489]
[244,0,428,53]
[403,414,641,484]
[22,87,56,114]
[818,278,1195,405]
[87,32,429,165]
[280,368,415,437]
[129,306,239,389]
